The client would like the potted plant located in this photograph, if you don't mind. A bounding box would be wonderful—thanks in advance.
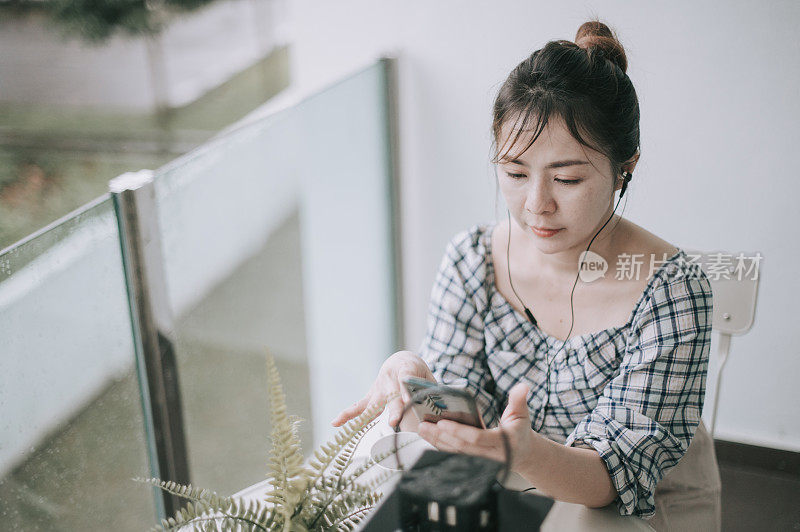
[138,353,397,531]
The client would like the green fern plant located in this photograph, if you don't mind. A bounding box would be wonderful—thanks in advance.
[137,353,401,531]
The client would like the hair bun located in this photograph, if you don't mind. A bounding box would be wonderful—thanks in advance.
[575,20,627,73]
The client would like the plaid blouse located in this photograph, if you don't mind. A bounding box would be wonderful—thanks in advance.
[418,223,713,518]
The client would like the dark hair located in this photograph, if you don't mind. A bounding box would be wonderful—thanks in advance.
[491,20,640,182]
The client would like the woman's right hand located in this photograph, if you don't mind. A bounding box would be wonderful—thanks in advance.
[330,350,436,429]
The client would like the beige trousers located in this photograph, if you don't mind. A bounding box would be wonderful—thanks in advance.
[648,421,722,532]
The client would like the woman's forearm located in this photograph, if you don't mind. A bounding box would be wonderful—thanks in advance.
[518,434,617,508]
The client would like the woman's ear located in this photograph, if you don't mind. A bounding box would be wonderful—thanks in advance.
[614,174,627,192]
[624,148,640,174]
[615,150,640,191]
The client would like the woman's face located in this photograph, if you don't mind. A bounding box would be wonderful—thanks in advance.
[496,115,620,256]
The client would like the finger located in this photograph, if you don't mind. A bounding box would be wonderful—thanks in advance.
[385,394,406,428]
[435,419,488,446]
[418,421,497,457]
[395,367,436,401]
[417,421,446,449]
[501,382,532,425]
[331,396,370,427]
[509,382,531,405]
[395,371,415,403]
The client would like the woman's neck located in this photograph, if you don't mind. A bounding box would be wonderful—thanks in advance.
[508,214,624,282]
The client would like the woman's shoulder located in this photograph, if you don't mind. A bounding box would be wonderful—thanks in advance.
[615,219,712,322]
[436,222,499,300]
[615,225,711,332]
[444,221,497,264]
[615,217,676,256]
[616,218,701,281]
[631,224,708,283]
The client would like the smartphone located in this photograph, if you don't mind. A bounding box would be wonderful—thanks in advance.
[402,377,485,428]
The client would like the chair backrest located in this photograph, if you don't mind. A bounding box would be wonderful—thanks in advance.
[685,249,762,437]
[683,249,761,336]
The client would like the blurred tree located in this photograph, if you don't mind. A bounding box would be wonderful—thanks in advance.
[47,0,216,42]
[45,0,219,112]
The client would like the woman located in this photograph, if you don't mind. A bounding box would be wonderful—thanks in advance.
[333,20,721,530]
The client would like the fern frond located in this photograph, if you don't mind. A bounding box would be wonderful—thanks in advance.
[152,498,276,531]
[333,503,378,531]
[329,433,415,495]
[320,489,381,532]
[148,500,212,531]
[289,395,385,528]
[138,476,280,531]
[305,466,390,530]
[301,427,414,529]
[265,352,312,529]
[349,468,397,496]
[135,478,231,510]
[307,401,383,489]
[328,419,378,486]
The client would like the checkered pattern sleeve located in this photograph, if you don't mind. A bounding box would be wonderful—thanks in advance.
[418,232,502,428]
[565,267,714,518]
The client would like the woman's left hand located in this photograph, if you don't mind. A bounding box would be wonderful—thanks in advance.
[417,382,539,473]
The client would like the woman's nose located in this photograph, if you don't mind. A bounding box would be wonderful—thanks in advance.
[523,180,555,214]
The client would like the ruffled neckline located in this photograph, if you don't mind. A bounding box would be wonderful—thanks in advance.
[480,222,685,350]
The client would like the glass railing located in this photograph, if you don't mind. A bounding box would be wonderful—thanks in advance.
[0,59,399,528]
[0,197,158,530]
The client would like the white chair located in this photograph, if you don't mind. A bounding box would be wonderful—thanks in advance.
[684,250,761,438]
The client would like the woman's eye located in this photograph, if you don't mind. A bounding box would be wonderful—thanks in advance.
[505,172,527,180]
[504,172,581,184]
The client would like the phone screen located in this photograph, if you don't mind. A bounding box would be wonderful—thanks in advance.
[402,377,485,428]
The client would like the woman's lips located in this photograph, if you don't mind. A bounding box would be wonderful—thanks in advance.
[530,226,563,238]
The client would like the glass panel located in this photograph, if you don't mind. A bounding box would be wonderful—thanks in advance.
[153,61,397,494]
[293,63,397,445]
[0,197,158,530]
[154,106,309,495]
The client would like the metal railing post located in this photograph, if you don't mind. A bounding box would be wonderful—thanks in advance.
[110,170,190,519]
[380,55,404,350]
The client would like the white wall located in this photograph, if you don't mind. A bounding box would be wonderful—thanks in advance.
[286,0,800,451]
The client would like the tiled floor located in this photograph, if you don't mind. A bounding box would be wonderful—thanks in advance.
[718,459,800,531]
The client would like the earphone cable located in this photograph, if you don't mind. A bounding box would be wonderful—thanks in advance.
[506,217,536,326]
[507,173,629,431]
